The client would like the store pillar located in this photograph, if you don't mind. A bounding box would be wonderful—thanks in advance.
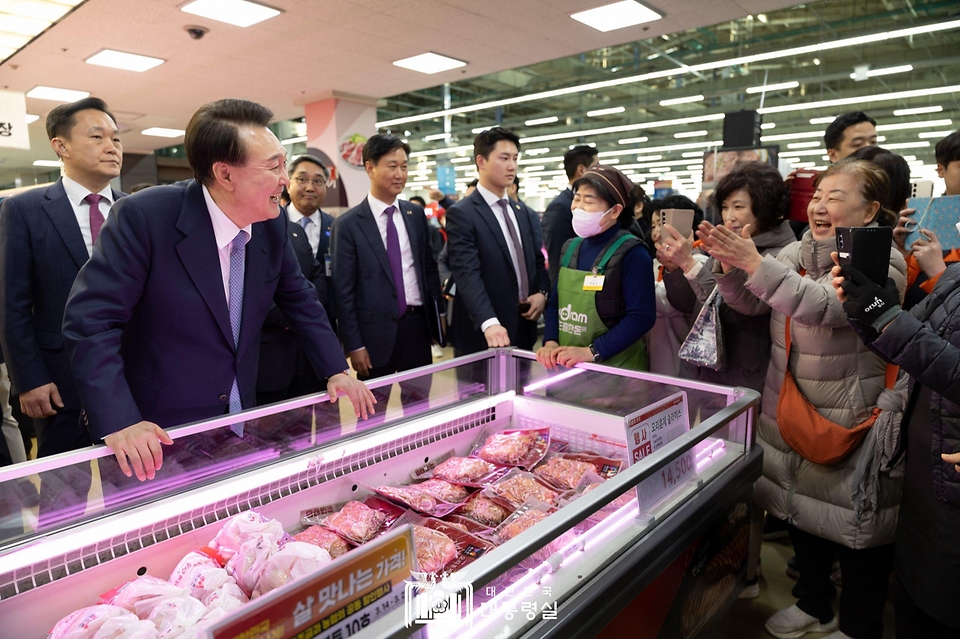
[303,94,378,213]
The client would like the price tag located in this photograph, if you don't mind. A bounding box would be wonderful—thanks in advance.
[582,274,605,291]
[623,392,694,510]
[209,526,415,639]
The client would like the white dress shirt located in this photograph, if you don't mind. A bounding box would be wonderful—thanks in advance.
[476,183,525,332]
[286,203,322,256]
[366,193,423,306]
[202,185,252,307]
[61,175,115,257]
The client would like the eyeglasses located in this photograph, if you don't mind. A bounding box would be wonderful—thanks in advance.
[294,175,329,188]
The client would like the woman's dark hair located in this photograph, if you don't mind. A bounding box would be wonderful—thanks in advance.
[709,161,788,235]
[184,98,274,186]
[850,146,910,214]
[571,174,647,229]
[816,159,897,228]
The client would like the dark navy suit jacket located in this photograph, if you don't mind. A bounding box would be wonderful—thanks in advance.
[445,189,549,354]
[62,180,347,439]
[0,178,124,409]
[541,187,574,288]
[331,198,442,368]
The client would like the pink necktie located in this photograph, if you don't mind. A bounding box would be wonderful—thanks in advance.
[85,193,104,247]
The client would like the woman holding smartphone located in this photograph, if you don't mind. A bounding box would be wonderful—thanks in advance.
[536,165,655,370]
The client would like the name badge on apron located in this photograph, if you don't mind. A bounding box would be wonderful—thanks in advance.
[583,274,605,291]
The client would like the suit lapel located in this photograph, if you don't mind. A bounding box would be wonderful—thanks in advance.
[43,179,89,268]
[357,200,397,290]
[174,181,234,349]
[399,201,425,294]
[237,224,266,356]
[471,191,515,270]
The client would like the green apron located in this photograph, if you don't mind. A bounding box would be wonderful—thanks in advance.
[557,235,648,371]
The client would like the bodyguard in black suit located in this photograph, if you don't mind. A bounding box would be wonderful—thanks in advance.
[542,145,599,287]
[63,99,375,482]
[0,98,125,521]
[446,127,550,354]
[332,135,443,414]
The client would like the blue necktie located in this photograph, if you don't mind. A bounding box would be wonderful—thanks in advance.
[298,216,311,229]
[228,230,247,435]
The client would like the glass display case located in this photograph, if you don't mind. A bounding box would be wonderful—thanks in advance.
[0,349,760,639]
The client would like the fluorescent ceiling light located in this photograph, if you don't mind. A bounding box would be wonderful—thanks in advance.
[525,116,558,126]
[687,164,703,170]
[918,130,954,139]
[674,130,708,138]
[25,114,39,124]
[893,106,942,116]
[876,136,887,142]
[410,144,473,158]
[570,1,661,33]
[33,160,61,167]
[618,136,648,145]
[876,119,952,132]
[603,159,620,164]
[660,95,704,106]
[761,131,823,142]
[746,81,799,94]
[787,141,821,148]
[682,151,704,157]
[849,64,913,79]
[0,13,51,37]
[809,116,836,124]
[376,19,960,128]
[280,135,307,145]
[26,86,89,102]
[597,140,722,158]
[770,149,824,157]
[569,143,596,149]
[758,85,960,115]
[761,122,776,130]
[393,52,466,75]
[423,132,451,141]
[450,156,472,163]
[521,113,724,145]
[522,165,545,172]
[586,106,625,117]
[85,49,164,72]
[882,141,931,150]
[471,126,493,134]
[180,0,280,27]
[141,127,185,138]
[524,148,551,155]
[519,156,561,165]
[636,155,663,162]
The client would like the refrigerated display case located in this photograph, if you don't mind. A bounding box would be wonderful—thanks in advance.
[0,349,760,639]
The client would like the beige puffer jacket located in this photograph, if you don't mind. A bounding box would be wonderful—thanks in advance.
[719,230,906,549]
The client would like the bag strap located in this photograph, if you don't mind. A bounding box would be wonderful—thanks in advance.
[595,234,635,274]
[560,238,583,269]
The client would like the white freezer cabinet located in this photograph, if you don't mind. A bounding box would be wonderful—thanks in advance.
[0,349,759,639]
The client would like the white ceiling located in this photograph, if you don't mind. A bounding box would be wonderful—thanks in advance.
[0,0,799,177]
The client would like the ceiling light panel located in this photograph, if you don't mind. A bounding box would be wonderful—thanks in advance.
[660,95,705,106]
[85,49,164,72]
[25,114,39,123]
[26,85,89,101]
[423,132,450,141]
[33,159,61,167]
[917,130,954,139]
[876,118,952,132]
[525,116,558,126]
[141,127,185,138]
[757,85,960,115]
[586,106,625,117]
[674,130,708,138]
[570,1,662,33]
[179,0,280,27]
[893,106,942,116]
[809,116,836,124]
[746,81,799,94]
[848,64,913,79]
[393,52,466,75]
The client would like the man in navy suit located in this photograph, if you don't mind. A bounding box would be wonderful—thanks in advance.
[542,145,598,287]
[332,135,443,414]
[445,127,550,354]
[63,99,374,482]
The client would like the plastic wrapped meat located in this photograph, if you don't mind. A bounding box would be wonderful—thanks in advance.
[252,541,333,598]
[534,457,597,491]
[475,429,550,467]
[374,485,458,516]
[102,576,190,617]
[492,474,559,507]
[144,595,205,638]
[498,510,549,542]
[208,511,285,562]
[323,500,387,544]
[412,525,457,574]
[48,605,158,639]
[200,580,248,611]
[294,525,350,558]
[225,535,278,597]
[414,479,471,503]
[431,457,499,484]
[459,494,511,527]
[168,549,231,601]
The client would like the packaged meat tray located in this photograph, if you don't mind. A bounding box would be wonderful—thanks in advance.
[372,484,460,517]
[293,525,351,558]
[533,455,600,491]
[428,456,510,486]
[457,492,513,528]
[442,513,494,535]
[472,427,551,468]
[412,525,458,575]
[422,519,496,574]
[486,469,560,507]
[564,452,624,480]
[489,500,557,545]
[321,498,403,545]
[413,478,472,503]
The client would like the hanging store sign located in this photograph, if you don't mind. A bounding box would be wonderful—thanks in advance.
[0,90,30,150]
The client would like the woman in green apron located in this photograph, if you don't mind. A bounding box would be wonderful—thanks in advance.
[536,165,656,371]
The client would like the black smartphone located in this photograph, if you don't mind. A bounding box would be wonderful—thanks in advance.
[518,301,531,314]
[836,226,893,287]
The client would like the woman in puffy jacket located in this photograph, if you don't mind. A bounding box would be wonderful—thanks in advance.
[834,248,960,637]
[699,159,906,639]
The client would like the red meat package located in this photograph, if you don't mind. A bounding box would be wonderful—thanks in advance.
[472,428,551,468]
[294,525,351,558]
[533,455,599,491]
[488,499,556,545]
[48,605,158,639]
[423,518,495,574]
[486,469,560,508]
[429,456,511,486]
[321,497,404,545]
[565,452,624,480]
[413,478,473,503]
[208,511,285,562]
[442,513,494,535]
[457,492,513,528]
[372,484,459,517]
[412,525,458,575]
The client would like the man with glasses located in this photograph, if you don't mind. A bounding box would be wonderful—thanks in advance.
[256,154,336,405]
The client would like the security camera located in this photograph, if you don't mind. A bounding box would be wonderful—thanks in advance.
[185,25,209,40]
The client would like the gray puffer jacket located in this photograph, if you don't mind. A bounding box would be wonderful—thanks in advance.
[720,230,907,549]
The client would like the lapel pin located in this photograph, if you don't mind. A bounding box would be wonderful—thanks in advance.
[514,204,520,210]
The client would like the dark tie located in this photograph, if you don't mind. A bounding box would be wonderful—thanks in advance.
[228,231,247,435]
[85,193,104,247]
[498,199,529,300]
[384,206,407,316]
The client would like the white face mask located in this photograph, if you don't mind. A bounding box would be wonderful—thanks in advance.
[572,206,614,238]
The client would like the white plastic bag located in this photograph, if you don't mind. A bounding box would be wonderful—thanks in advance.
[48,605,157,639]
[144,595,205,639]
[252,541,332,598]
[169,550,231,600]
[225,535,278,597]
[209,511,284,562]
